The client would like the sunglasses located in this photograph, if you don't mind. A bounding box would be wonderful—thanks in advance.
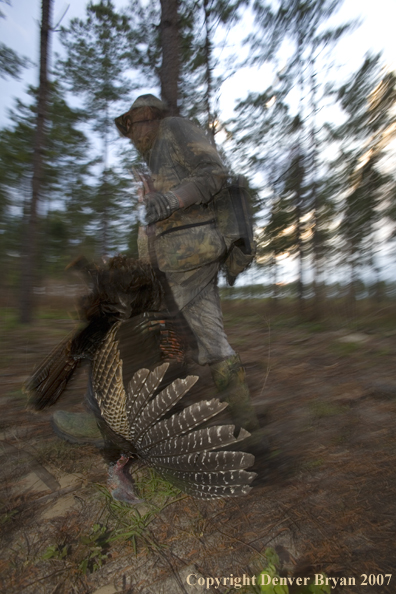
[115,115,159,137]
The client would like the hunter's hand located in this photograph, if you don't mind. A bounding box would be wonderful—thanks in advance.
[143,191,180,224]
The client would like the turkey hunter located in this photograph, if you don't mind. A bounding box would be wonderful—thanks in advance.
[114,94,267,461]
[52,94,267,464]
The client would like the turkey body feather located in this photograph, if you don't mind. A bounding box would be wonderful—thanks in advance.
[24,256,255,501]
[25,256,179,411]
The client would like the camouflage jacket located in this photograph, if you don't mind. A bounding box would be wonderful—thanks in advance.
[142,117,229,275]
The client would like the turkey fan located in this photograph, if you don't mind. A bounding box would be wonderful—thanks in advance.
[93,357,255,502]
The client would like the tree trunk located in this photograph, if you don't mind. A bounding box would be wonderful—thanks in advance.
[203,0,215,144]
[373,264,383,306]
[295,164,304,315]
[309,43,321,320]
[101,104,110,257]
[159,0,180,116]
[271,256,278,313]
[19,0,52,323]
[296,30,305,317]
[347,252,357,319]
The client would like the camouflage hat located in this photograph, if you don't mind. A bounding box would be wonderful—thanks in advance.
[115,94,167,137]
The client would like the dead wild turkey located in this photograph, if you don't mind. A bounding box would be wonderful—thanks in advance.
[25,256,256,502]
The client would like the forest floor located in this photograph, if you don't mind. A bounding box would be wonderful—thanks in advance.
[1,298,396,594]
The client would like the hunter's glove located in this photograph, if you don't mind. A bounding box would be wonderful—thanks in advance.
[129,312,187,364]
[143,191,180,224]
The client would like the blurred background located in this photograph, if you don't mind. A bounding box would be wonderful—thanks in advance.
[2,4,396,591]
[1,0,396,324]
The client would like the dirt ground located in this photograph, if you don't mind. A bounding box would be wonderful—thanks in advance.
[1,299,396,594]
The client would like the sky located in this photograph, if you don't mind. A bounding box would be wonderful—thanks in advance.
[219,0,396,118]
[1,0,396,127]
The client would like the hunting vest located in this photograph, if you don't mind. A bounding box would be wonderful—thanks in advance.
[141,117,255,284]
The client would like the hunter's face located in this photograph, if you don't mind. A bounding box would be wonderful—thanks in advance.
[126,107,160,156]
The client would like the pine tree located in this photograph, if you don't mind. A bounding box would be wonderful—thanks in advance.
[257,184,297,308]
[333,54,396,305]
[233,0,352,314]
[179,0,245,138]
[158,0,180,114]
[19,0,53,323]
[0,0,29,80]
[230,91,305,297]
[58,0,134,256]
[127,0,244,131]
[0,84,92,288]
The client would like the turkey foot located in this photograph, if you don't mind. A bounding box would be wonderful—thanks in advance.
[108,455,142,504]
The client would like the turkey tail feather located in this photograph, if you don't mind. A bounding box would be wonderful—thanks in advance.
[172,482,254,499]
[146,426,250,458]
[126,364,169,440]
[146,450,255,472]
[158,468,256,498]
[24,335,78,410]
[138,398,229,452]
[133,375,199,443]
[162,468,256,488]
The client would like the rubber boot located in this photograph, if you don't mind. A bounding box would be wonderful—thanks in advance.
[210,354,269,465]
[210,354,260,432]
[51,411,104,447]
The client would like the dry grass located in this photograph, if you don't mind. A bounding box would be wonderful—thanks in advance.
[0,298,396,593]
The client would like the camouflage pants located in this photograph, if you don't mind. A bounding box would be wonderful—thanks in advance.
[166,268,235,366]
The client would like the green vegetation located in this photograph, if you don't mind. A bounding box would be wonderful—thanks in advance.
[309,401,347,419]
[38,468,185,575]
